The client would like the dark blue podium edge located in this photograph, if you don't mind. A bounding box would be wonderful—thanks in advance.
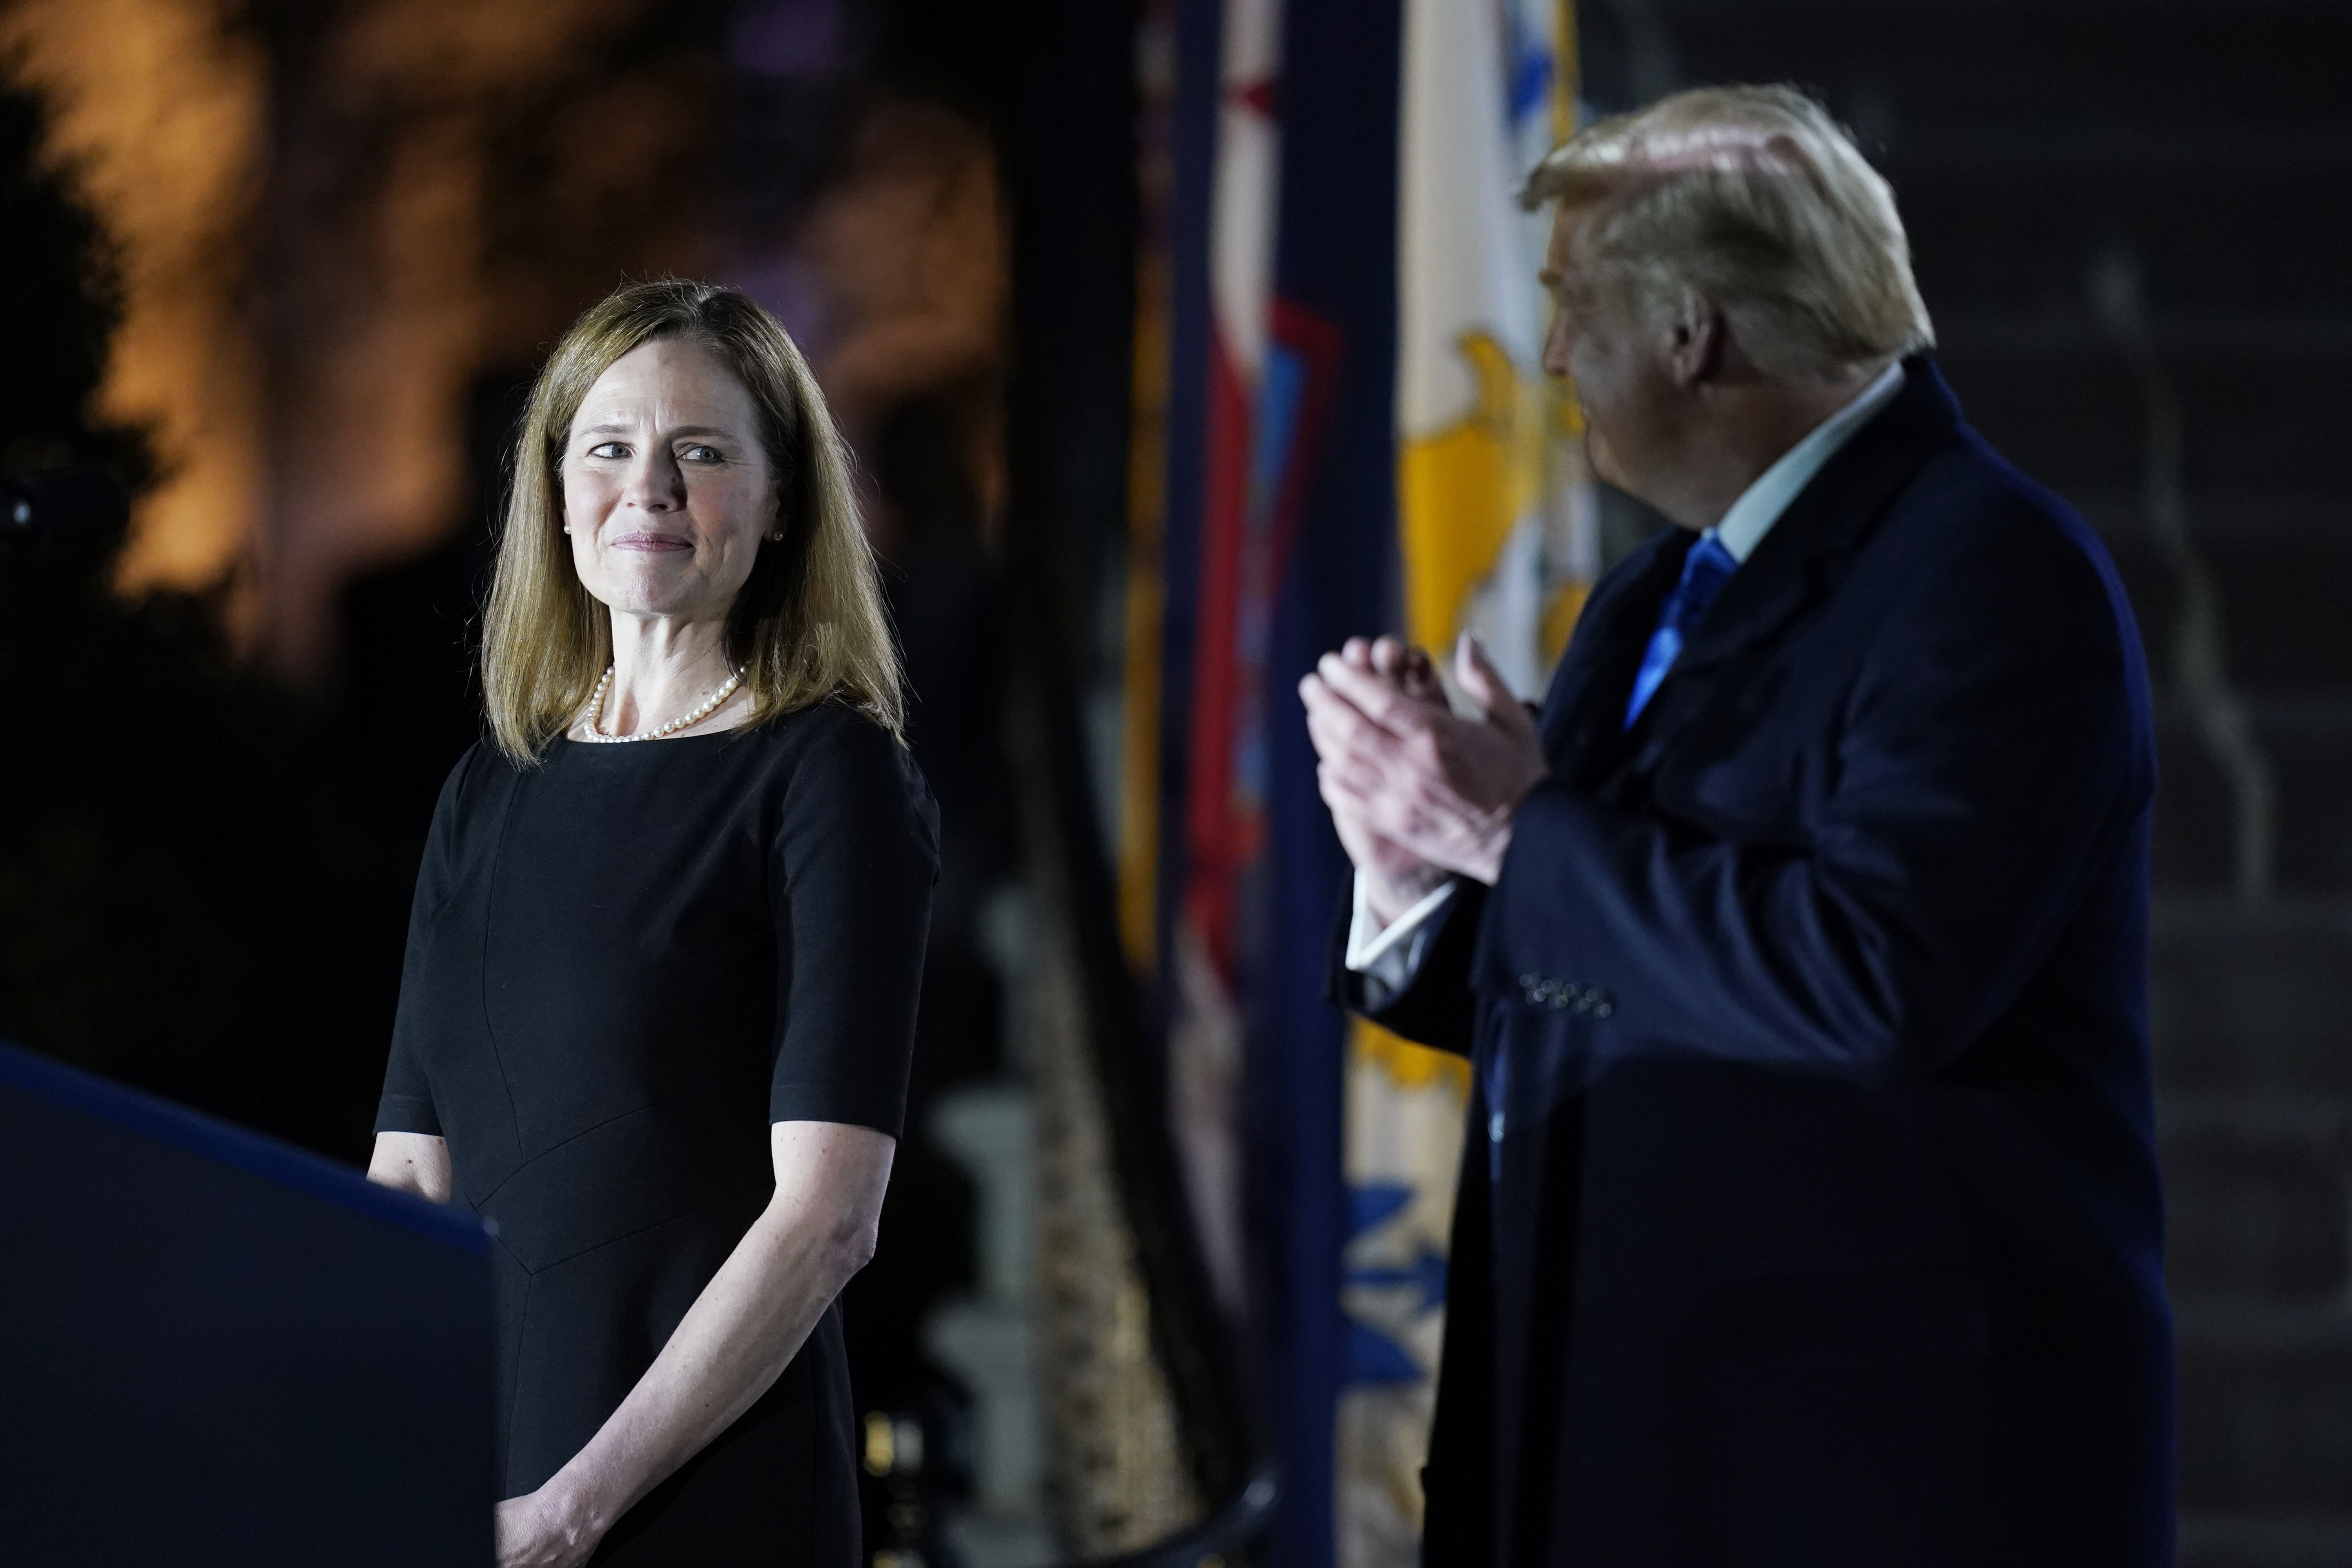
[0,1039,491,1257]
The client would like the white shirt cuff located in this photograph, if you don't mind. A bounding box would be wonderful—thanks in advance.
[1344,873,1456,994]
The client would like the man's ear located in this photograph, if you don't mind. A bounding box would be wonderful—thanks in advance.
[1663,290,1725,390]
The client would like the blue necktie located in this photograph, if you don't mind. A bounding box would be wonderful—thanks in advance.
[1623,533,1738,727]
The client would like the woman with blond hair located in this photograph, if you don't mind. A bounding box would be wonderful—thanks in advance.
[367,279,936,1567]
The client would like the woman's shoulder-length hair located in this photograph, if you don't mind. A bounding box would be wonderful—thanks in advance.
[480,278,904,764]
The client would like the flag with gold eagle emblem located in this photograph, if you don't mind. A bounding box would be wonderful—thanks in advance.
[1124,0,1586,1559]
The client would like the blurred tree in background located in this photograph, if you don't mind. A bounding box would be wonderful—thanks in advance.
[0,81,412,1160]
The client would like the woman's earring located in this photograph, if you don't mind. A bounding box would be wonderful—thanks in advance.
[767,530,784,542]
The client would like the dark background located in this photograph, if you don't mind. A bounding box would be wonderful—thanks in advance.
[4,1,2347,1562]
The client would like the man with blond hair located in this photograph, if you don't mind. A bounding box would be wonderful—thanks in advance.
[1301,85,2171,1564]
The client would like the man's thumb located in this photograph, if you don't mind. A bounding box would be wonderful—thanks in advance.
[1457,632,1536,733]
[1455,631,1504,708]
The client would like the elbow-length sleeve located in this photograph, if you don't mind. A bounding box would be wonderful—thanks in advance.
[374,746,481,1137]
[768,707,940,1138]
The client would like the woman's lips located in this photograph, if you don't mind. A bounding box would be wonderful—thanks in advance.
[609,532,691,552]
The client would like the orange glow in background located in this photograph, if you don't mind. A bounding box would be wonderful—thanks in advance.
[3,0,268,613]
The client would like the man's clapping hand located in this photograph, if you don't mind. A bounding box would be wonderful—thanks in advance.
[1299,631,1549,924]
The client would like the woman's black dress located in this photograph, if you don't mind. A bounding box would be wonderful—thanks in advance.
[374,702,936,1565]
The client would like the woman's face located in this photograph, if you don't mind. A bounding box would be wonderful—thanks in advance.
[561,337,777,624]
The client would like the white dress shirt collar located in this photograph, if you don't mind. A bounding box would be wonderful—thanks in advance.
[1709,359,1908,564]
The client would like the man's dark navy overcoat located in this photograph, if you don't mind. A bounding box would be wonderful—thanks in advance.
[1339,360,2174,1567]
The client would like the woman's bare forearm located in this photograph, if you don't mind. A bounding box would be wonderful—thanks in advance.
[531,1122,894,1540]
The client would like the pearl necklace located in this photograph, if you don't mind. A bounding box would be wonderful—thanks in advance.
[580,665,744,743]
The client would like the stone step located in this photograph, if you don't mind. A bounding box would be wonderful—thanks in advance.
[1938,314,2352,362]
[2082,492,2352,541]
[2179,1513,2352,1568]
[2094,502,2352,689]
[2160,1096,2352,1299]
[1906,180,2350,321]
[2149,901,2352,1095]
[2153,710,2352,896]
[1635,0,2352,178]
[2174,1296,2352,1514]
[1938,347,2350,499]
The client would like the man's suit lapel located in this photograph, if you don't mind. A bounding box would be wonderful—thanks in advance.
[1536,528,1691,787]
[1624,356,1964,772]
